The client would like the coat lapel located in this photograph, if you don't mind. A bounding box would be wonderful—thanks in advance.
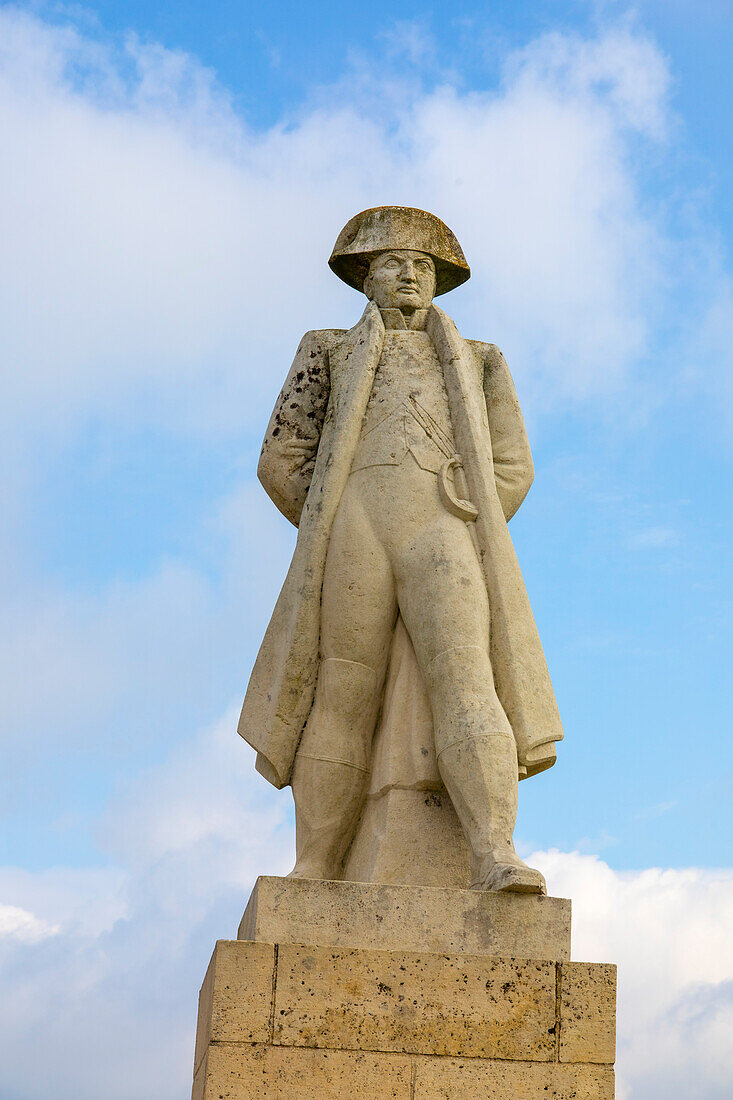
[239,303,385,788]
[428,304,563,775]
[316,301,385,490]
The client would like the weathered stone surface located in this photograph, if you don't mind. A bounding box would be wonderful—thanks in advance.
[560,962,617,1065]
[191,208,618,1099]
[238,207,563,895]
[192,938,617,1097]
[239,876,571,959]
[191,1050,206,1100]
[194,954,217,1078]
[343,786,471,888]
[194,940,273,1074]
[274,944,557,1060]
[414,1056,615,1099]
[194,1045,615,1100]
[193,1042,412,1099]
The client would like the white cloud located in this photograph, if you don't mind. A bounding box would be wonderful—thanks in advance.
[0,4,687,758]
[533,849,733,1099]
[627,524,679,548]
[379,19,438,67]
[0,902,58,942]
[2,768,732,1100]
[0,4,703,763]
[0,866,127,937]
[0,3,680,449]
[0,475,296,760]
[0,711,294,1100]
[507,23,672,140]
[99,707,295,878]
[0,7,730,1099]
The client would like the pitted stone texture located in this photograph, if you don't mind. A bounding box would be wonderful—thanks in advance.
[192,941,617,1099]
[239,876,571,959]
[560,962,617,1065]
[193,1043,412,1099]
[414,1056,615,1098]
[194,941,273,1074]
[274,944,557,1060]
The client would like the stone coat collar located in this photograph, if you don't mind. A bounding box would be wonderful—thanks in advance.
[379,307,429,331]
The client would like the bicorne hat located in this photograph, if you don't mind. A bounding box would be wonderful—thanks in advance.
[329,206,470,297]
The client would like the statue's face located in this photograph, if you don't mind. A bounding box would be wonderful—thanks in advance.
[363,249,436,311]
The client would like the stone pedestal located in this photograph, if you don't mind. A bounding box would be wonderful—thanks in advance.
[193,878,616,1099]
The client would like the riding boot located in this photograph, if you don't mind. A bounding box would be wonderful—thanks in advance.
[288,656,378,880]
[289,754,369,880]
[438,732,546,895]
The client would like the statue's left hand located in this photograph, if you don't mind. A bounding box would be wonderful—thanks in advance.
[282,434,318,470]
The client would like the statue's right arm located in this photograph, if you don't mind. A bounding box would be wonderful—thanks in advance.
[257,331,333,526]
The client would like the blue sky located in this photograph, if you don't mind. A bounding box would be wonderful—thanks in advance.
[0,2,732,1098]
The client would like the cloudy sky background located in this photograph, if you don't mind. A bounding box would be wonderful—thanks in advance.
[1,1,732,1096]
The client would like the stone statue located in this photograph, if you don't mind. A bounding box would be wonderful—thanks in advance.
[238,206,563,895]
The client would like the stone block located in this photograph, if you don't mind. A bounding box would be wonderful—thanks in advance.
[274,944,557,1060]
[194,940,274,1074]
[239,875,571,959]
[193,1042,412,1099]
[559,962,617,1065]
[192,938,617,1098]
[414,1056,615,1098]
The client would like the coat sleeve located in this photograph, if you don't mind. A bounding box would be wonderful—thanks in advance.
[478,342,534,521]
[257,330,334,526]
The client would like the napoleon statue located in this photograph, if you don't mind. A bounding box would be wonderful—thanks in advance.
[238,206,563,894]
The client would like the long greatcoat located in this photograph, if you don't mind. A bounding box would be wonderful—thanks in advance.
[238,301,563,789]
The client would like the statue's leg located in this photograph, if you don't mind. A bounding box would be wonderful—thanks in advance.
[289,479,396,880]
[427,652,546,895]
[394,499,545,894]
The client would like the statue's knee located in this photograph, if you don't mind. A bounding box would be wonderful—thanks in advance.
[424,645,495,705]
[425,642,486,673]
[424,645,512,746]
[297,658,379,768]
[317,657,379,721]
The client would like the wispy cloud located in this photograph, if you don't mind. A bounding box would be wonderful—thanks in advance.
[0,3,683,448]
[1,752,732,1099]
[634,799,678,820]
[0,0,696,815]
[0,7,731,1099]
[534,850,733,1100]
[627,525,680,548]
[0,903,59,943]
[379,19,437,67]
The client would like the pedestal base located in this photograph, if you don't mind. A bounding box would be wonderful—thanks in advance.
[239,875,571,958]
[193,878,615,1099]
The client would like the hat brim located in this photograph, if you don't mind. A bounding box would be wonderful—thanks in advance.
[329,206,471,297]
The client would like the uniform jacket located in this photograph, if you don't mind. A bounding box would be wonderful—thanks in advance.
[238,301,563,788]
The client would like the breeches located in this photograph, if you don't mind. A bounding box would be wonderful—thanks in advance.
[297,455,513,771]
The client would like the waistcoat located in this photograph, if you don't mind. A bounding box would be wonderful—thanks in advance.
[351,326,456,475]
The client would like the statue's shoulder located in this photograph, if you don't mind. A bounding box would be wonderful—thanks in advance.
[466,338,503,358]
[465,339,506,372]
[296,328,347,356]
